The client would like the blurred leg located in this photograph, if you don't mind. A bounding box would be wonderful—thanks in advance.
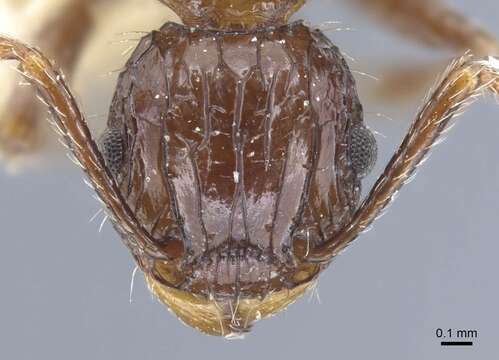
[0,0,95,164]
[350,0,499,55]
[349,0,499,104]
[360,59,449,103]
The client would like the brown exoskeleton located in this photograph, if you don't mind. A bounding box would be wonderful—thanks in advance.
[0,0,498,338]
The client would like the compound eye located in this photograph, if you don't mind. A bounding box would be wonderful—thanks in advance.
[99,127,125,178]
[348,125,377,178]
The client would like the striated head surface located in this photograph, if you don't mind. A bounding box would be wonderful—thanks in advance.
[159,0,306,29]
[102,20,371,335]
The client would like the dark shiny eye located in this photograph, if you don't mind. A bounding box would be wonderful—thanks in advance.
[99,128,125,178]
[348,125,377,178]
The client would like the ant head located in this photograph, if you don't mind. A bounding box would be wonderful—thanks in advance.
[159,0,306,29]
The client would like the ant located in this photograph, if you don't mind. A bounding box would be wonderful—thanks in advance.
[0,0,498,338]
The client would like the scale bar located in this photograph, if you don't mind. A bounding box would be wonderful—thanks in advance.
[441,341,473,346]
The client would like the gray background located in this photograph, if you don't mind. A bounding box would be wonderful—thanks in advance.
[1,0,498,359]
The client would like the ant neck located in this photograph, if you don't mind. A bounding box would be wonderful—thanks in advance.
[160,0,306,30]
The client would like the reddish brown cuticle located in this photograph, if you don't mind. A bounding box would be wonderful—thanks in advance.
[104,9,364,335]
[3,0,499,340]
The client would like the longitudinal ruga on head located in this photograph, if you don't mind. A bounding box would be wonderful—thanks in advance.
[1,0,498,338]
